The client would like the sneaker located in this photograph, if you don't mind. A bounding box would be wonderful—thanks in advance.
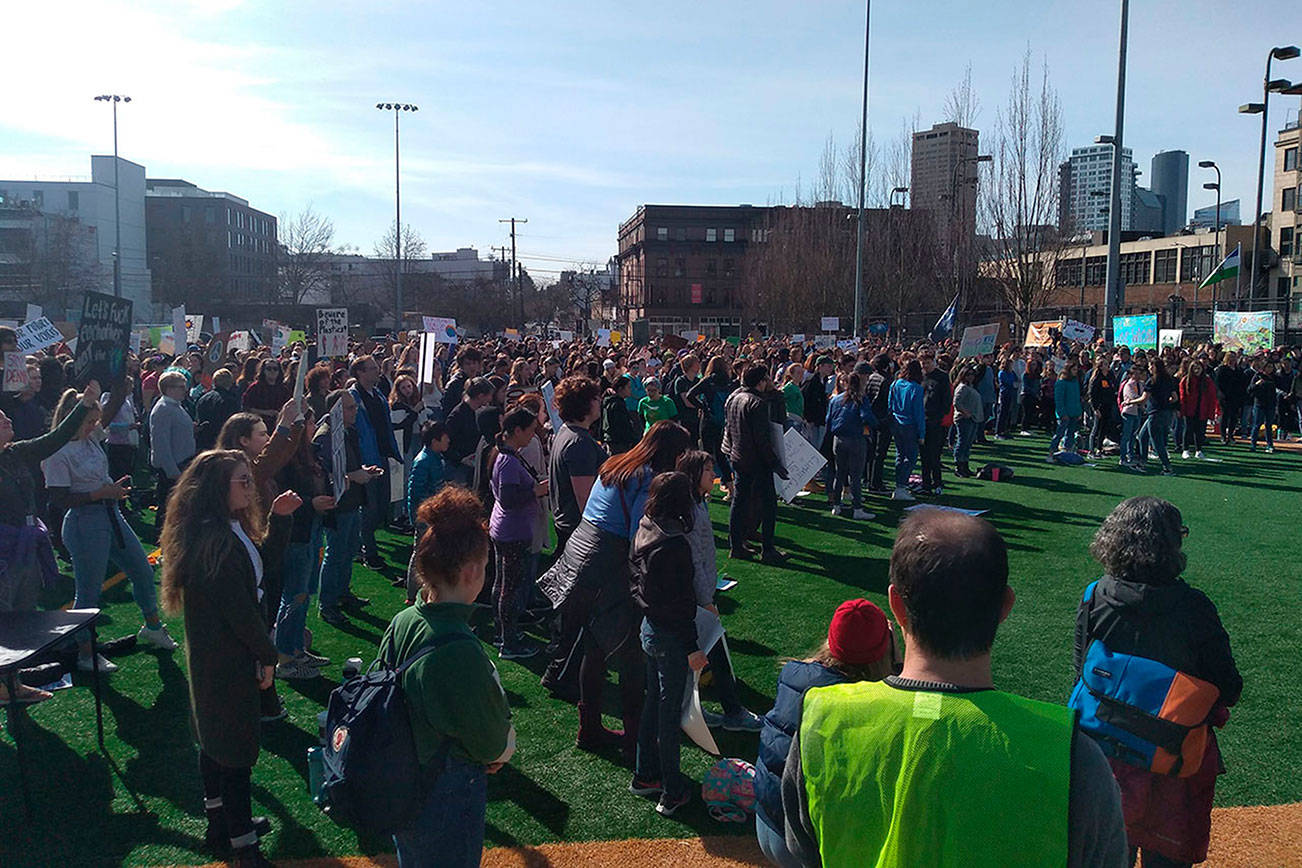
[852,509,877,521]
[656,790,691,817]
[499,642,540,660]
[298,649,330,667]
[1045,454,1057,464]
[259,702,288,724]
[629,776,663,797]
[1194,450,1205,460]
[721,709,764,732]
[932,485,945,497]
[276,659,321,680]
[77,653,118,674]
[340,591,370,608]
[702,709,724,728]
[1265,446,1275,453]
[759,549,789,566]
[362,553,386,569]
[829,505,844,517]
[319,605,348,627]
[890,488,915,501]
[137,623,178,652]
[1160,468,1175,477]
[1181,450,1191,459]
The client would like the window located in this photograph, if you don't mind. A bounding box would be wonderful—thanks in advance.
[67,191,79,210]
[1283,186,1297,213]
[1179,245,1215,282]
[1120,251,1149,285]
[706,228,717,242]
[1281,226,1294,258]
[227,231,233,249]
[1153,248,1177,283]
[674,257,685,277]
[227,207,232,225]
[657,227,668,241]
[655,257,668,277]
[675,227,686,241]
[706,259,717,277]
[723,227,735,242]
[1287,147,1299,171]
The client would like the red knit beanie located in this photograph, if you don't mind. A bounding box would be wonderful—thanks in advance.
[827,598,892,666]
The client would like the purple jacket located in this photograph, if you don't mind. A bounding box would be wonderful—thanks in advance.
[489,448,537,542]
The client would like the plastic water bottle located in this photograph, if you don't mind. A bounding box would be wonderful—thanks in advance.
[307,746,324,804]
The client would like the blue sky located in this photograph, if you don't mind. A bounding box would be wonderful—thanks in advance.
[2,0,1297,281]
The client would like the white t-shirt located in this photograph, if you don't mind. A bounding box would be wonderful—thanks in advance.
[230,519,264,601]
[42,439,114,494]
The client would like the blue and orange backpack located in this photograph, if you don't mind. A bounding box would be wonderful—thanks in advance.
[1068,581,1221,777]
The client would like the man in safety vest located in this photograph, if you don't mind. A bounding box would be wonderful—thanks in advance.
[781,510,1127,867]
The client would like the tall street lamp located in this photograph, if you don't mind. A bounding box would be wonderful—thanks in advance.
[852,0,871,339]
[1239,45,1299,310]
[377,102,418,331]
[94,94,130,298]
[1100,0,1130,345]
[1198,160,1222,316]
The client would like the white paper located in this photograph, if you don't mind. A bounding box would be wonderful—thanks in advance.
[541,380,562,435]
[424,316,459,344]
[775,427,827,503]
[330,399,347,499]
[3,353,29,392]
[24,304,41,324]
[821,316,840,332]
[837,339,858,351]
[596,328,611,347]
[418,332,440,386]
[16,317,64,353]
[171,306,186,351]
[228,331,251,352]
[558,330,574,342]
[186,314,204,343]
[679,606,727,755]
[317,308,349,357]
[1062,319,1096,342]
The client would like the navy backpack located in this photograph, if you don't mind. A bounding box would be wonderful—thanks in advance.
[319,632,474,836]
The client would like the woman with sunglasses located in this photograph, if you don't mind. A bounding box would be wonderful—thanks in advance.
[241,357,291,432]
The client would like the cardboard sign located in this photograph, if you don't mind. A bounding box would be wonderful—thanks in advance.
[424,316,459,344]
[287,329,306,346]
[1024,320,1061,347]
[775,427,827,503]
[959,323,1001,358]
[3,353,29,392]
[271,326,289,354]
[611,330,623,345]
[317,308,348,357]
[820,316,840,333]
[228,331,252,352]
[186,314,204,343]
[16,317,64,353]
[73,291,133,388]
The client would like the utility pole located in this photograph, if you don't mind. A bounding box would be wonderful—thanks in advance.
[499,217,527,327]
[852,0,871,339]
[1102,0,1129,344]
[376,102,418,331]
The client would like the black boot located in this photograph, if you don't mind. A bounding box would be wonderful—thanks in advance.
[205,812,272,855]
[233,842,275,867]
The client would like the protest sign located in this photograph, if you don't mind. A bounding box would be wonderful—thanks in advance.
[317,308,348,357]
[73,291,133,387]
[790,333,806,344]
[417,332,440,387]
[504,327,520,339]
[1112,314,1158,351]
[130,329,145,356]
[814,334,835,349]
[210,316,221,335]
[228,331,251,352]
[1061,319,1095,342]
[1024,320,1060,347]
[867,322,890,336]
[16,317,64,353]
[186,315,204,343]
[423,316,459,344]
[1213,310,1274,354]
[959,323,1001,358]
[271,326,289,354]
[541,380,563,435]
[837,339,858,351]
[775,427,827,503]
[611,330,623,344]
[1158,328,1184,349]
[820,316,840,332]
[558,329,573,342]
[24,304,41,324]
[329,399,347,499]
[287,329,306,346]
[3,353,29,392]
[171,307,187,349]
[597,328,612,347]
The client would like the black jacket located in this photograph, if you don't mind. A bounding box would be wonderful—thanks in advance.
[602,392,638,449]
[1088,371,1118,413]
[629,515,698,647]
[800,374,829,424]
[923,368,951,424]
[312,419,366,514]
[195,386,242,452]
[722,387,783,473]
[865,371,891,421]
[444,400,480,465]
[1075,574,1242,707]
[1247,373,1278,409]
[1213,364,1245,403]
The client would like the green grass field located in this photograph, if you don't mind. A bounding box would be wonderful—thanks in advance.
[1,433,1298,867]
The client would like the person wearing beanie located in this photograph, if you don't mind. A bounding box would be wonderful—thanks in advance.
[753,598,896,867]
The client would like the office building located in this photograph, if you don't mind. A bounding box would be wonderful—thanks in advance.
[0,155,151,317]
[1150,150,1189,235]
[1060,144,1136,233]
[1132,187,1167,235]
[910,122,980,251]
[145,178,278,307]
[1270,120,1302,311]
[1190,199,1240,230]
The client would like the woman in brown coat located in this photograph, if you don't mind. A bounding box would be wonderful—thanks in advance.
[161,450,301,867]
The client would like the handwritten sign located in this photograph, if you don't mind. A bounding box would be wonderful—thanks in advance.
[3,353,29,392]
[73,291,134,387]
[959,323,1001,358]
[228,331,251,352]
[775,427,826,503]
[16,317,64,353]
[329,398,347,500]
[317,308,348,357]
[820,317,840,333]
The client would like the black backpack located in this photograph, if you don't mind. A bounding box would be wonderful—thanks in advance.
[319,632,475,836]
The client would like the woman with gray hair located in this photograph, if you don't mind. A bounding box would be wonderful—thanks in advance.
[1076,496,1241,868]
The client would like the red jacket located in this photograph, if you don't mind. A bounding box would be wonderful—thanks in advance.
[1178,375,1218,420]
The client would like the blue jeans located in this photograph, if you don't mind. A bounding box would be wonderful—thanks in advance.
[757,811,802,868]
[1139,409,1173,470]
[892,421,918,488]
[829,436,866,510]
[995,391,1017,434]
[276,519,321,657]
[1120,414,1139,463]
[953,418,977,462]
[636,618,689,799]
[1251,405,1275,448]
[64,504,158,637]
[1050,415,1080,453]
[318,507,361,610]
[392,754,487,868]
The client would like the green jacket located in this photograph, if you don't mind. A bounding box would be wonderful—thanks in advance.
[377,601,513,768]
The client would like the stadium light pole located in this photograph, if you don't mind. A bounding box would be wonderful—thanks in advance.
[94,94,130,298]
[1198,160,1222,317]
[852,0,870,340]
[377,102,418,331]
[1240,45,1299,310]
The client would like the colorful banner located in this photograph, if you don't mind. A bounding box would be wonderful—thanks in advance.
[1112,314,1158,351]
[1024,320,1060,347]
[1213,310,1274,354]
[959,323,1001,358]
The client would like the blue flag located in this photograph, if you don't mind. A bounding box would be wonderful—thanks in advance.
[930,294,960,341]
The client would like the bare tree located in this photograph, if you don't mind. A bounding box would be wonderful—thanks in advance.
[980,51,1065,332]
[278,205,335,304]
[944,63,982,129]
[373,220,428,308]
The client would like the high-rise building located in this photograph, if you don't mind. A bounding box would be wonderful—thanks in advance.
[1061,144,1135,233]
[1150,150,1189,235]
[1132,187,1167,235]
[1190,199,1240,230]
[910,122,979,251]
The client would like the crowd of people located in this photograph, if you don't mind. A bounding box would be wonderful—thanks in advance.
[0,320,1275,867]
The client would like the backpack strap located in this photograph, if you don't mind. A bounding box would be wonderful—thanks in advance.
[395,631,477,676]
[1082,580,1099,603]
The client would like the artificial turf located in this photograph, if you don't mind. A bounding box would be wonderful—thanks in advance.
[0,432,1297,867]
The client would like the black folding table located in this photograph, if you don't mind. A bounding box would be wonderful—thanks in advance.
[0,608,149,817]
